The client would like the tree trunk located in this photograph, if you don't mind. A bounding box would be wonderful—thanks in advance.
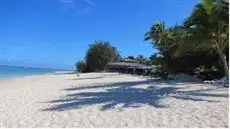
[215,22,229,78]
[216,44,229,78]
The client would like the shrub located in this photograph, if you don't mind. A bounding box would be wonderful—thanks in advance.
[85,41,120,72]
[75,61,86,73]
[152,66,168,79]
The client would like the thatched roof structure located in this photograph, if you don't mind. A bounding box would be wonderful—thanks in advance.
[108,62,156,70]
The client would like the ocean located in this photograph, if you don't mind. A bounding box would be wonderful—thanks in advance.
[0,66,63,79]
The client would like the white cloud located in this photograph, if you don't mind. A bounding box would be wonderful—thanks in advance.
[60,0,75,10]
[60,0,74,4]
[84,0,96,7]
[59,0,96,10]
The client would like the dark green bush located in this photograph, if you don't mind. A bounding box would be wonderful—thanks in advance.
[152,66,168,79]
[75,61,87,73]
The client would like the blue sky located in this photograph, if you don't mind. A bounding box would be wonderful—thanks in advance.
[0,0,198,69]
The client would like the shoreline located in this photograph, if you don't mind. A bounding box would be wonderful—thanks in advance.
[0,70,75,81]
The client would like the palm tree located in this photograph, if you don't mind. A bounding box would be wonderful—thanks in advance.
[184,0,229,77]
[144,21,168,46]
[145,21,187,56]
[144,22,186,73]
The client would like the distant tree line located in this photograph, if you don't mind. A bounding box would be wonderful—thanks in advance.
[75,41,153,73]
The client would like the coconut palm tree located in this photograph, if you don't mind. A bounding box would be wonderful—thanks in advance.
[183,0,229,77]
[144,22,187,73]
[144,21,169,48]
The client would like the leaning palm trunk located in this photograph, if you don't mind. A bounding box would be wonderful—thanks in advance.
[214,22,229,78]
[216,44,229,78]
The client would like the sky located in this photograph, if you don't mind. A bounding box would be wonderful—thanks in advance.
[0,0,199,69]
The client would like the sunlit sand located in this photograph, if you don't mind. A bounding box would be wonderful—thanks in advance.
[0,73,228,127]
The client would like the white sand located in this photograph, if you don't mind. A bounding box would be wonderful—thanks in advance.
[0,72,229,128]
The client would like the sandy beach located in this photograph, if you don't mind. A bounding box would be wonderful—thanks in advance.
[0,72,229,128]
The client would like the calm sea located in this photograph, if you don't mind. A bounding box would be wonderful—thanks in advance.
[0,66,63,79]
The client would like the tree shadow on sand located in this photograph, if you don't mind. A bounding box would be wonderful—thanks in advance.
[42,79,228,112]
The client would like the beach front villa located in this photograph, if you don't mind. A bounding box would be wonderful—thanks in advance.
[107,58,156,75]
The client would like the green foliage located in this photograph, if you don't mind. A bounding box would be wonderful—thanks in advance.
[85,40,120,72]
[75,61,86,72]
[136,55,149,64]
[152,66,168,80]
[195,65,224,80]
[145,0,229,78]
[149,54,163,66]
[127,56,135,60]
[124,55,150,65]
[183,0,229,77]
[203,0,215,14]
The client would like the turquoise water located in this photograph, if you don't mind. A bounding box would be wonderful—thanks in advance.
[0,66,61,79]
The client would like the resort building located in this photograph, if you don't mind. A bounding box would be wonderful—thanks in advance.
[107,58,156,75]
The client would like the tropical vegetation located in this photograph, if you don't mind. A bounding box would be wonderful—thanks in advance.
[145,0,229,80]
[75,0,228,81]
[75,61,86,72]
[76,41,120,72]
